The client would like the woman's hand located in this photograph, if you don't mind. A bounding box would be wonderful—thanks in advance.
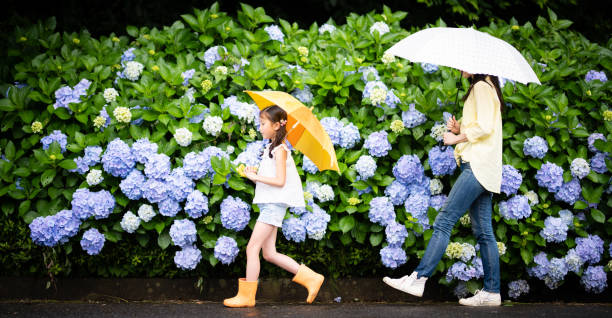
[244,166,258,182]
[443,132,460,145]
[446,115,460,134]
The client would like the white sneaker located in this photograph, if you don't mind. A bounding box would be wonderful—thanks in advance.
[458,289,501,306]
[382,272,427,297]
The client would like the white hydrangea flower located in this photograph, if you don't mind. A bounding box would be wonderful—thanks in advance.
[174,128,193,147]
[390,119,404,133]
[203,115,223,136]
[226,145,234,154]
[103,88,119,103]
[214,66,228,76]
[297,46,309,56]
[497,242,507,256]
[459,243,476,262]
[318,23,336,34]
[381,52,395,64]
[316,184,334,202]
[31,121,43,133]
[430,179,443,195]
[445,242,463,259]
[309,231,325,240]
[369,21,390,36]
[430,123,447,142]
[570,158,590,179]
[459,214,471,226]
[113,106,132,123]
[120,211,141,233]
[137,204,156,222]
[93,116,106,129]
[525,190,539,206]
[369,86,387,106]
[124,61,144,81]
[86,169,103,186]
[235,103,257,123]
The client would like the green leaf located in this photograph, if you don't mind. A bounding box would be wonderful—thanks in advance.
[369,233,383,246]
[520,248,533,265]
[40,169,57,187]
[5,141,15,160]
[58,159,77,170]
[339,215,356,233]
[157,232,171,249]
[591,209,605,223]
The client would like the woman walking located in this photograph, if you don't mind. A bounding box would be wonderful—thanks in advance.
[383,71,504,306]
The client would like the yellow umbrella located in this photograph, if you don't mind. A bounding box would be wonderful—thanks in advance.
[245,90,340,172]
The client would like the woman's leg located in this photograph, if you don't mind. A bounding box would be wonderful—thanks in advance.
[245,221,277,281]
[414,166,486,278]
[261,225,300,274]
[468,192,500,293]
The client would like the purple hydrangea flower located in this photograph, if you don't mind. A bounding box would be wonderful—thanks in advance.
[385,180,409,205]
[364,130,392,157]
[501,165,522,195]
[539,215,569,243]
[554,178,581,205]
[181,69,195,86]
[405,193,431,230]
[282,216,306,242]
[119,169,146,200]
[121,48,135,63]
[182,151,208,179]
[368,197,395,226]
[158,198,181,217]
[527,252,549,280]
[131,138,158,164]
[301,203,330,240]
[587,133,606,153]
[264,25,284,42]
[184,190,209,218]
[203,46,226,69]
[320,117,343,145]
[499,195,531,220]
[523,136,548,159]
[340,123,361,149]
[29,210,81,247]
[380,245,407,268]
[544,257,568,289]
[535,162,564,193]
[585,70,608,83]
[41,130,68,153]
[83,146,103,166]
[581,266,608,293]
[302,155,319,174]
[508,280,530,299]
[53,86,81,110]
[385,221,408,246]
[575,234,604,264]
[221,196,251,231]
[70,188,115,220]
[144,153,171,180]
[80,228,105,255]
[428,146,457,176]
[174,245,202,270]
[165,168,195,202]
[169,219,197,248]
[393,154,424,185]
[590,152,609,174]
[214,236,239,265]
[430,194,447,211]
[101,138,136,178]
[401,104,426,128]
[564,248,584,273]
[142,178,168,204]
[291,85,313,104]
[421,63,439,73]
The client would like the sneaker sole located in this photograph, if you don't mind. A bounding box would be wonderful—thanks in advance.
[382,278,423,297]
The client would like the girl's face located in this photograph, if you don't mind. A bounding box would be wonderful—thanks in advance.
[259,113,280,140]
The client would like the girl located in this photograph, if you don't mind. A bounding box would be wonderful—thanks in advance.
[223,105,325,307]
[383,71,504,306]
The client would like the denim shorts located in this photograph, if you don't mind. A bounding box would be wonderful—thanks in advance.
[257,203,288,227]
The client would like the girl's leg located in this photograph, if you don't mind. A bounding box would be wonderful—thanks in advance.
[468,192,500,293]
[245,221,277,281]
[261,225,300,274]
[414,165,486,278]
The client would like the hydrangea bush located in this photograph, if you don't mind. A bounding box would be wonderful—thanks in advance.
[0,4,610,296]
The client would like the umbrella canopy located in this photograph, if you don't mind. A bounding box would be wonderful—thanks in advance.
[245,90,340,172]
[386,27,541,85]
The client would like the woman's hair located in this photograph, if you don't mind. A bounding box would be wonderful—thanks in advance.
[461,74,505,112]
[260,105,288,158]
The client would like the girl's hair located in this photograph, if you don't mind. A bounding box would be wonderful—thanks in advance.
[260,105,288,158]
[461,74,505,112]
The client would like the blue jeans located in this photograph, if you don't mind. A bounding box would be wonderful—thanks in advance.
[414,162,500,293]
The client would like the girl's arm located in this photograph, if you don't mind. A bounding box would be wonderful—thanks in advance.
[247,147,287,187]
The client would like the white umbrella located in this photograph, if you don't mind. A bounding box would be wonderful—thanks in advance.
[386,27,541,85]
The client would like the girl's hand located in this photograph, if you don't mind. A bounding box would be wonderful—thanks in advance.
[244,166,258,181]
[443,132,459,145]
[447,115,460,134]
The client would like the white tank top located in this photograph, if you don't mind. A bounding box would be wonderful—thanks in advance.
[252,143,306,207]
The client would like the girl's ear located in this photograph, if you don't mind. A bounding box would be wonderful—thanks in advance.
[272,121,280,131]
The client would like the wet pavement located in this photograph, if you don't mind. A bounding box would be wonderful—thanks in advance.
[1,301,611,318]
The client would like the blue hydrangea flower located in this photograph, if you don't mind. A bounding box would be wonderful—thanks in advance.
[359,66,380,83]
[53,86,81,110]
[221,196,251,231]
[200,146,230,177]
[499,195,531,220]
[169,219,197,248]
[182,151,208,180]
[142,178,168,204]
[508,280,530,299]
[385,221,408,246]
[292,85,313,104]
[101,138,135,178]
[340,123,361,149]
[181,69,195,86]
[41,130,68,153]
[401,104,427,128]
[385,180,409,205]
[214,236,240,265]
[203,46,227,69]
[71,157,90,175]
[380,245,407,268]
[302,155,319,174]
[83,146,103,166]
[446,260,483,282]
[355,155,377,180]
[320,117,343,145]
[71,189,115,220]
[184,190,209,218]
[590,152,609,174]
[121,47,135,62]
[527,252,549,280]
[264,25,284,42]
[384,90,400,109]
[362,80,388,108]
[581,266,608,293]
[80,228,105,255]
[545,257,568,289]
[29,210,81,247]
[535,162,564,193]
[364,130,392,157]
[282,216,306,242]
[554,178,581,205]
[165,168,195,202]
[174,245,202,270]
[564,248,584,273]
[404,193,431,230]
[119,169,145,200]
[575,234,604,264]
[539,215,569,243]
[393,154,424,185]
[97,106,111,131]
[430,194,447,211]
[144,153,171,180]
[131,138,158,164]
[428,146,457,176]
[421,63,439,73]
[523,136,548,159]
[368,197,395,226]
[71,188,94,219]
[233,140,268,168]
[301,203,330,240]
[501,165,522,195]
[585,70,608,83]
[588,133,606,153]
[158,198,181,217]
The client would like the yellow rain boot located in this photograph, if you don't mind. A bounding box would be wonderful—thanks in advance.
[223,278,258,307]
[292,264,324,304]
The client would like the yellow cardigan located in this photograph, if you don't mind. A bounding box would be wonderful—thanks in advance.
[454,78,503,194]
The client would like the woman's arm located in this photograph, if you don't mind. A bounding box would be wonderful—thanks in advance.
[462,81,496,143]
[246,147,287,187]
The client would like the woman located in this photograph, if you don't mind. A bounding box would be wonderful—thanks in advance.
[383,71,504,306]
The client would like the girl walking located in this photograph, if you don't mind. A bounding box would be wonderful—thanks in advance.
[383,71,504,306]
[223,105,325,307]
